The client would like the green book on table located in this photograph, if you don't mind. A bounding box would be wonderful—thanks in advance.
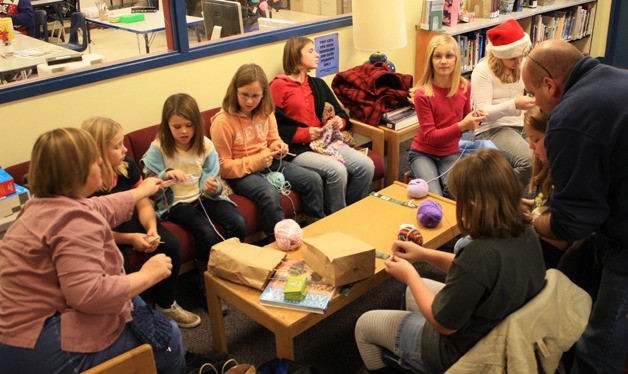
[284,275,308,301]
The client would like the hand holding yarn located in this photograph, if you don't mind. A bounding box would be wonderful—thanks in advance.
[417,200,443,228]
[274,219,303,251]
[408,178,429,198]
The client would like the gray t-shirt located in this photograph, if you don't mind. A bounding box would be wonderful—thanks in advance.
[422,227,546,373]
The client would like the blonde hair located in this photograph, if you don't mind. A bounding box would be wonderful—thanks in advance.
[159,93,206,158]
[448,148,527,238]
[222,63,274,118]
[487,53,521,84]
[81,116,128,191]
[416,34,467,97]
[525,106,551,198]
[29,128,100,198]
[283,36,313,75]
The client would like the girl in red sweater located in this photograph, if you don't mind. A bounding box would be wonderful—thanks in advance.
[410,34,487,197]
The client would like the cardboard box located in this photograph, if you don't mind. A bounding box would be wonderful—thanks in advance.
[302,231,375,287]
[0,184,30,219]
[0,168,16,198]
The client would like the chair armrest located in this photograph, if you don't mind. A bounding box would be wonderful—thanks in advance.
[350,119,385,157]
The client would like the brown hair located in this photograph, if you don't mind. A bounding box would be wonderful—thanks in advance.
[415,34,467,97]
[81,116,128,191]
[487,53,521,84]
[159,93,206,158]
[524,105,552,198]
[282,36,313,75]
[222,63,274,118]
[29,128,100,198]
[448,148,527,238]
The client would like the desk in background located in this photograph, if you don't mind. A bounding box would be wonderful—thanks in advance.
[0,33,81,83]
[86,9,203,54]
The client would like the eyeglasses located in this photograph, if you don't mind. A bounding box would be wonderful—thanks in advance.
[523,45,553,79]
[237,91,263,101]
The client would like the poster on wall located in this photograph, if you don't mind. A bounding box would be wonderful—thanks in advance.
[315,33,339,77]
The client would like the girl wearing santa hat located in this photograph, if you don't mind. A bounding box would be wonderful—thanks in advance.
[408,34,487,197]
[471,19,536,189]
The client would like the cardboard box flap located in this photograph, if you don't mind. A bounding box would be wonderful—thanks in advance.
[208,238,286,290]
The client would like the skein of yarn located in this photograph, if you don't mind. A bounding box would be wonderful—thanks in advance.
[397,224,424,245]
[408,178,429,198]
[417,200,443,228]
[274,219,303,251]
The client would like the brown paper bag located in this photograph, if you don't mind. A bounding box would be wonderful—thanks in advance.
[302,231,375,287]
[208,238,286,290]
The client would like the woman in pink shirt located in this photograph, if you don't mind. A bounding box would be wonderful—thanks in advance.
[0,128,185,373]
[410,34,486,197]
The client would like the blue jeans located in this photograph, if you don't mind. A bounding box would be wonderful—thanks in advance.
[571,267,628,373]
[408,148,462,197]
[228,159,325,235]
[0,297,185,374]
[292,147,374,214]
[477,126,532,188]
[168,197,246,261]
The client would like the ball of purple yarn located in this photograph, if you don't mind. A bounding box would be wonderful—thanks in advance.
[408,178,429,198]
[417,200,443,228]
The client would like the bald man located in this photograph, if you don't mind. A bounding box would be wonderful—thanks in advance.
[522,39,628,373]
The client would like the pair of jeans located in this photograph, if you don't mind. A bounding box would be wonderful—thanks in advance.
[476,126,532,188]
[114,211,182,309]
[408,148,462,197]
[228,159,325,235]
[168,197,246,262]
[0,297,185,374]
[571,266,628,373]
[292,147,374,214]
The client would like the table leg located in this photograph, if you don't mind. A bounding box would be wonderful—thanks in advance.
[275,331,295,360]
[385,133,401,186]
[144,34,150,53]
[205,273,228,354]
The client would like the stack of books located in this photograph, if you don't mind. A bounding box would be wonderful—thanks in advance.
[381,106,418,131]
[260,259,335,314]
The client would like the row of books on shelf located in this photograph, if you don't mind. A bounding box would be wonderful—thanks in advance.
[530,4,595,44]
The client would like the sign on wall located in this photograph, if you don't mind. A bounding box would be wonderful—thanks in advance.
[315,33,339,77]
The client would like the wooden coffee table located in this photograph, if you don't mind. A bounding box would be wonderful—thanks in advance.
[204,181,459,360]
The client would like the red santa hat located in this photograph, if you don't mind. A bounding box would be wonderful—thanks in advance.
[486,19,531,59]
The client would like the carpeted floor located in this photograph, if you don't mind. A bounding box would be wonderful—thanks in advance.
[176,138,450,373]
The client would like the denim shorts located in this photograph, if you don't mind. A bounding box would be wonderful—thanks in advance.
[396,312,428,373]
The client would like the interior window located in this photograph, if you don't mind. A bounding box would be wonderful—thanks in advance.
[0,0,350,88]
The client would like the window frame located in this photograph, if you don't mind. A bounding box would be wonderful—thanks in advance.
[0,1,352,104]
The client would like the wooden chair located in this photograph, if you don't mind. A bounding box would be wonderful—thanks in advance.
[82,344,157,374]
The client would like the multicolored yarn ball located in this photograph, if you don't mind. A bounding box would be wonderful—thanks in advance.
[408,178,429,198]
[417,200,443,228]
[397,224,424,245]
[274,219,303,251]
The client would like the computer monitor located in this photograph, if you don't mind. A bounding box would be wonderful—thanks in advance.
[257,17,297,31]
[202,0,244,40]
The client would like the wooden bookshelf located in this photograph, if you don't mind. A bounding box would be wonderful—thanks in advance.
[415,0,597,79]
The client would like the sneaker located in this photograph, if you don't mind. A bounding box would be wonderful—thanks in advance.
[156,301,201,328]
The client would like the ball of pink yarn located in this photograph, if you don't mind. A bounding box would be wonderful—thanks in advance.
[408,178,429,198]
[274,219,303,251]
[417,200,443,228]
